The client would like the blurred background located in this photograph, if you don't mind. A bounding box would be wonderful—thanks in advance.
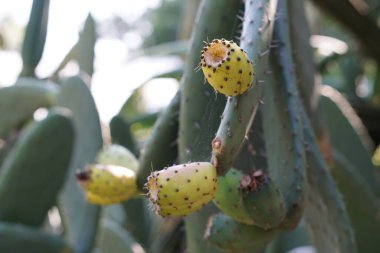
[1,0,379,145]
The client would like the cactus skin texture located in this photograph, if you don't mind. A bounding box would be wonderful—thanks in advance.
[200,39,254,96]
[97,144,139,172]
[76,164,137,205]
[241,172,286,230]
[146,162,218,217]
[205,213,278,253]
[213,168,254,225]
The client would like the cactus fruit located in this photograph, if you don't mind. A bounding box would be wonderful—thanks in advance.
[240,171,286,230]
[200,39,254,96]
[213,168,254,225]
[76,164,137,205]
[146,162,217,217]
[204,213,278,253]
[97,144,139,172]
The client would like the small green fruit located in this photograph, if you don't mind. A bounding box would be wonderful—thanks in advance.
[146,162,218,217]
[214,168,255,225]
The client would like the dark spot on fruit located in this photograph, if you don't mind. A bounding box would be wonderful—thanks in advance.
[213,68,216,73]
[224,77,227,81]
[175,188,179,192]
[197,187,200,191]
[234,90,238,93]
[239,69,242,74]
[249,72,252,75]
[227,57,231,61]
[184,197,189,201]
[226,66,230,70]
[237,57,241,61]
[187,179,191,183]
[205,176,208,180]
[208,74,211,78]
[219,85,224,89]
[231,48,235,52]
[237,81,241,85]
[175,170,178,173]
[166,178,170,181]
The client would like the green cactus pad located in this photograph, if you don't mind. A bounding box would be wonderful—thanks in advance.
[56,76,103,253]
[146,162,217,217]
[0,111,74,226]
[205,213,278,253]
[0,222,73,253]
[0,81,58,138]
[211,0,278,175]
[213,168,254,225]
[20,0,49,77]
[109,115,139,157]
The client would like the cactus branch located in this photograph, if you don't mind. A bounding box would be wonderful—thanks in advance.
[211,0,278,175]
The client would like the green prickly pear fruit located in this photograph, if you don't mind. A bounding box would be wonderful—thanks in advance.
[213,168,254,225]
[76,164,137,205]
[241,171,286,230]
[204,213,278,253]
[146,162,218,217]
[97,144,139,172]
[200,39,254,96]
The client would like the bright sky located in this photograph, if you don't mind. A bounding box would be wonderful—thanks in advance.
[0,0,180,122]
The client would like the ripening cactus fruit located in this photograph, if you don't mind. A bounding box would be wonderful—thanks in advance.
[200,39,254,96]
[76,164,137,205]
[146,162,218,217]
[213,168,255,225]
[97,144,139,172]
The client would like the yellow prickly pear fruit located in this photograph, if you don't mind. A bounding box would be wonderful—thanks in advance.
[97,144,139,172]
[200,39,254,96]
[76,164,137,205]
[85,191,132,205]
[146,162,218,217]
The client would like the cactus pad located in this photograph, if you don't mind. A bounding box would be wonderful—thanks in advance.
[76,164,137,205]
[200,39,254,96]
[146,162,217,217]
[205,213,278,253]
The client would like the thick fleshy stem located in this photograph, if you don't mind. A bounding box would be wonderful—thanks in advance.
[211,0,278,175]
